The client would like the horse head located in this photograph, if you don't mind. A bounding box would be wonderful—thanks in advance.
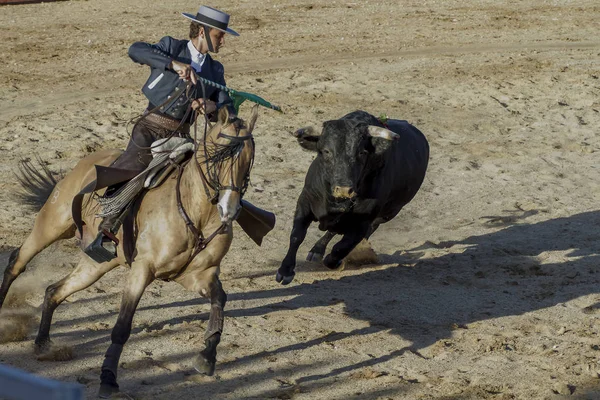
[199,105,258,225]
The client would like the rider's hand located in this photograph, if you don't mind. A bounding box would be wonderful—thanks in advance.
[191,99,217,115]
[170,60,197,85]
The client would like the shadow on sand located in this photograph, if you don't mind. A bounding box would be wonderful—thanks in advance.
[2,210,600,398]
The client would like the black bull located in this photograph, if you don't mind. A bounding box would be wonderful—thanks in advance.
[276,110,429,285]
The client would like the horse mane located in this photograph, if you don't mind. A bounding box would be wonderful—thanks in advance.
[200,116,253,163]
[197,116,255,197]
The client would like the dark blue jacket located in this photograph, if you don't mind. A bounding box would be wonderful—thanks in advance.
[128,36,234,120]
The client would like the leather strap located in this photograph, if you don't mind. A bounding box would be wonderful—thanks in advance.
[143,112,191,134]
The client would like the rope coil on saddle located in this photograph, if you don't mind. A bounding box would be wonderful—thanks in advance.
[95,152,172,217]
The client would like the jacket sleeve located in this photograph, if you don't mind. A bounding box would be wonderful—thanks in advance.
[128,36,177,71]
[211,61,236,116]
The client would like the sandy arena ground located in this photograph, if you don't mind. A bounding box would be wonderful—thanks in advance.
[1,0,600,399]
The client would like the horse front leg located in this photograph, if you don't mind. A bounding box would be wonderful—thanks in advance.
[193,277,227,376]
[99,263,153,399]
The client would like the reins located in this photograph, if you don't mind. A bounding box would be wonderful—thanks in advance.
[115,74,254,280]
[170,80,222,281]
[170,161,226,281]
[168,79,254,281]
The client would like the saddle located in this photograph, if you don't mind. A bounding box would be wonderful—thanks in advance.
[72,139,275,265]
[94,137,193,219]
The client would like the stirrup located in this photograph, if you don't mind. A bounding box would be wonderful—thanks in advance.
[84,231,118,263]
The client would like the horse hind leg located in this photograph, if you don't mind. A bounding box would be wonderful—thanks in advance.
[0,213,75,311]
[0,248,22,309]
[35,255,120,354]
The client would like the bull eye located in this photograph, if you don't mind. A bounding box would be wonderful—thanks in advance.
[321,149,331,156]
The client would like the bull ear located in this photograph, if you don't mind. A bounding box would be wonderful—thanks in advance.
[248,104,259,134]
[367,125,400,141]
[292,126,320,152]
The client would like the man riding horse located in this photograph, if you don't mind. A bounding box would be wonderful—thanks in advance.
[0,6,278,397]
[87,5,241,261]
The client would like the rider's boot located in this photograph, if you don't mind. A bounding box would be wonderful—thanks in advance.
[84,215,120,264]
[83,185,123,263]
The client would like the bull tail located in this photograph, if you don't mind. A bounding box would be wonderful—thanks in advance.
[14,156,63,212]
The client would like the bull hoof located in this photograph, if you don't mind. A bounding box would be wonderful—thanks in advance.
[98,370,119,399]
[193,354,216,376]
[276,271,295,285]
[306,251,324,262]
[323,255,342,270]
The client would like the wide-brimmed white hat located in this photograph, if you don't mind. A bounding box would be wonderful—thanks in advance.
[182,5,239,36]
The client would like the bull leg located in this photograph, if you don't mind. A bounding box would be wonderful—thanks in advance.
[35,256,120,353]
[193,277,227,376]
[365,222,381,240]
[323,225,370,270]
[277,201,313,285]
[99,263,153,399]
[307,231,336,262]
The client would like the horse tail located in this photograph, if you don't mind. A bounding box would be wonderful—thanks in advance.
[15,157,63,212]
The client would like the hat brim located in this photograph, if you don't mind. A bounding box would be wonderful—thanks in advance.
[182,13,240,36]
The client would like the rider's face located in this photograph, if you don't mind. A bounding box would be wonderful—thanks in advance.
[208,29,226,53]
[202,29,225,53]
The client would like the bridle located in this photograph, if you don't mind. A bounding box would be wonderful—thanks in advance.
[170,82,255,280]
[195,121,255,205]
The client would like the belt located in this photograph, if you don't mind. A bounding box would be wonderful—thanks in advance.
[142,111,191,134]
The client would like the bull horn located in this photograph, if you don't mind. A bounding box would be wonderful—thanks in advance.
[367,125,400,141]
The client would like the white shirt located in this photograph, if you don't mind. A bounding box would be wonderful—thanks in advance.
[187,40,206,73]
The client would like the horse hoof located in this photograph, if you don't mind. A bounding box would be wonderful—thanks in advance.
[98,383,119,399]
[193,355,216,376]
[33,340,52,355]
[306,252,323,262]
[276,271,295,285]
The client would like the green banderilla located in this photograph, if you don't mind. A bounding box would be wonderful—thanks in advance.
[194,75,282,113]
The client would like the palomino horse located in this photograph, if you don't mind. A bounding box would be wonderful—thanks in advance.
[0,106,258,397]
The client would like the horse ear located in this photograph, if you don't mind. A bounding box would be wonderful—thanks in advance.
[248,104,259,134]
[218,106,230,125]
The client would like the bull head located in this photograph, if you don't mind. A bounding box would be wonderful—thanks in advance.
[292,121,400,201]
[293,124,399,152]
